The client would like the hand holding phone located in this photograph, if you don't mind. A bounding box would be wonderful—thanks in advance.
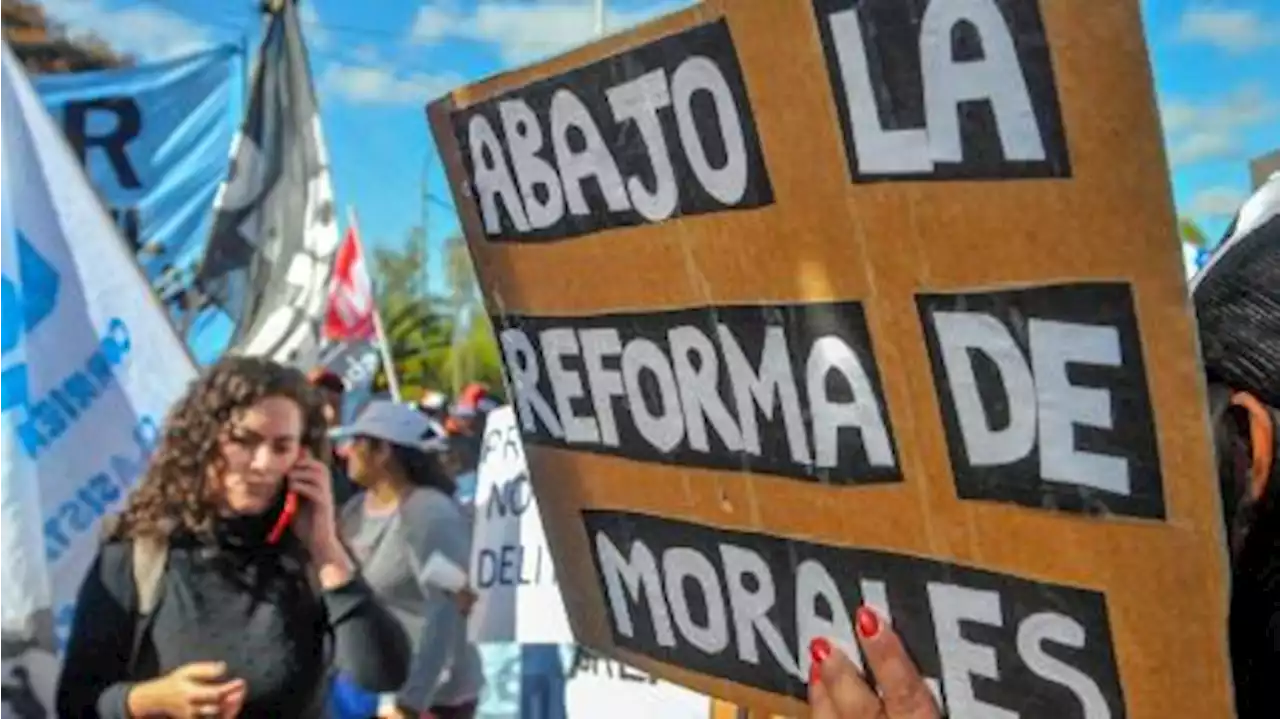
[278,450,345,563]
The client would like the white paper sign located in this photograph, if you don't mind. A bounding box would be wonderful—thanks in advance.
[467,406,572,644]
[476,645,713,719]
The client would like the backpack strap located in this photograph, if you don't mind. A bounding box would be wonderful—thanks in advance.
[132,536,168,616]
[128,536,169,675]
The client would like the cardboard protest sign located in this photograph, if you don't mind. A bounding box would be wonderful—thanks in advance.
[428,1,1235,715]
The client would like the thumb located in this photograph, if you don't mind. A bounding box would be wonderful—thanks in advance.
[176,661,228,682]
[855,606,939,718]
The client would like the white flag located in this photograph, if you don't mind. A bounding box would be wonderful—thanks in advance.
[1,41,197,716]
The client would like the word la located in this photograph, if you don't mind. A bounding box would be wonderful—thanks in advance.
[814,0,1070,180]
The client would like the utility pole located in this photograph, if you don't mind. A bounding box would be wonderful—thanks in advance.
[594,0,605,36]
[421,153,431,295]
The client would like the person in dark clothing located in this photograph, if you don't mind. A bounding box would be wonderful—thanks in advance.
[2,665,46,719]
[56,357,410,719]
[1193,173,1279,719]
[309,367,360,508]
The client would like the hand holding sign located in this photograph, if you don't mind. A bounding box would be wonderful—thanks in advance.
[809,610,940,719]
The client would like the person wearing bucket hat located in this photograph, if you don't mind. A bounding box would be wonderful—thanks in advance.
[802,176,1280,719]
[331,400,484,719]
[1190,173,1279,719]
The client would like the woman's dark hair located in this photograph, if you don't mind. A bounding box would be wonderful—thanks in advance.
[1209,384,1280,560]
[109,356,329,541]
[370,439,456,496]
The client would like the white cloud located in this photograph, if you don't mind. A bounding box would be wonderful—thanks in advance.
[298,2,331,50]
[1187,185,1248,218]
[1160,83,1279,166]
[1178,8,1280,54]
[39,0,216,61]
[320,61,465,106]
[409,0,694,65]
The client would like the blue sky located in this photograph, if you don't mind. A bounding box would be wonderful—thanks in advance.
[38,0,1280,292]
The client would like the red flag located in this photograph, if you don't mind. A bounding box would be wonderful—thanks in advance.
[324,224,376,341]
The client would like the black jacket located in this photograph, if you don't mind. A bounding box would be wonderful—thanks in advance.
[56,521,409,718]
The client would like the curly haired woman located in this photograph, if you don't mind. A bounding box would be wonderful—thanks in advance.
[56,357,411,719]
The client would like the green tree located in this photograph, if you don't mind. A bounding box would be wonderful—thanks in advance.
[367,228,505,401]
[1178,217,1211,248]
[371,227,453,397]
[441,233,505,400]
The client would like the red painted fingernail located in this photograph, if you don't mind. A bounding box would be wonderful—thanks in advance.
[809,636,832,665]
[809,660,822,686]
[856,605,880,639]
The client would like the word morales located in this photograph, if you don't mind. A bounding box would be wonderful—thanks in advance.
[499,302,899,485]
[586,511,1124,718]
[502,283,1161,517]
[451,20,772,242]
[814,0,1070,180]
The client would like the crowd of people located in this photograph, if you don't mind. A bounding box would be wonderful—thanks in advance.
[43,168,1279,717]
[55,357,499,719]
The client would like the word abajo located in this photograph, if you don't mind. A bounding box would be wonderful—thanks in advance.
[586,510,1124,718]
[500,282,1162,518]
[450,19,773,243]
[813,0,1070,181]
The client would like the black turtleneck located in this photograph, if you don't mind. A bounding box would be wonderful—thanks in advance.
[1231,502,1280,719]
[55,511,410,719]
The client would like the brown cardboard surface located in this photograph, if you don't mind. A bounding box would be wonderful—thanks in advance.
[428,1,1235,716]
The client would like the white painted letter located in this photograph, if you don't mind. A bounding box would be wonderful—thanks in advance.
[932,311,1036,466]
[606,69,679,221]
[807,337,895,469]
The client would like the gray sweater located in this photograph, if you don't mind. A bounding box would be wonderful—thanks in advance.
[341,487,484,711]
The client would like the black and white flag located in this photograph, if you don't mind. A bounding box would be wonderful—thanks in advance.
[194,0,339,366]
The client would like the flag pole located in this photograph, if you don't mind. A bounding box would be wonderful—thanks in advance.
[347,206,403,401]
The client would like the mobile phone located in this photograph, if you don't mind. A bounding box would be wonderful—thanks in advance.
[266,488,300,545]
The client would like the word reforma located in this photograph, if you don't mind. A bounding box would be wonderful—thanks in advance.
[450,20,774,242]
[497,302,899,485]
[586,511,1125,718]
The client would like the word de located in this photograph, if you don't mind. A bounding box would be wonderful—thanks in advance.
[451,19,773,242]
[917,282,1163,518]
[813,0,1070,180]
[585,510,1123,718]
[497,302,899,485]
